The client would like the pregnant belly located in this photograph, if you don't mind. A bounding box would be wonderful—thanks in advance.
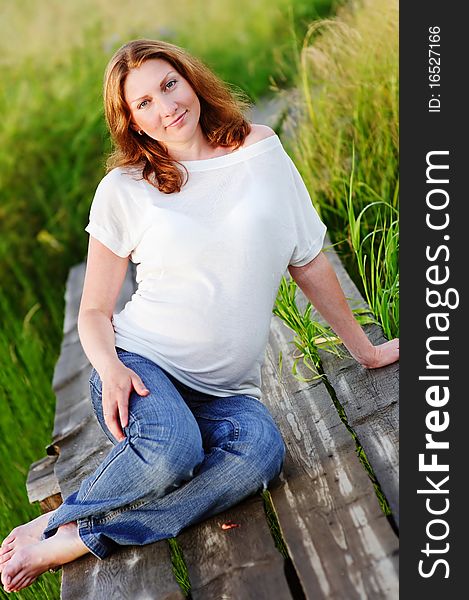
[113,297,269,379]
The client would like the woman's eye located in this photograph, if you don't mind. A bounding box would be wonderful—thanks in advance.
[165,79,177,90]
[137,100,149,109]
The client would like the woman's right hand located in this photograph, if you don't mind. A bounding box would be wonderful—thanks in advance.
[100,361,150,442]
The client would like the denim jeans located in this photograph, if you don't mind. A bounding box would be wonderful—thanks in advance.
[41,347,286,559]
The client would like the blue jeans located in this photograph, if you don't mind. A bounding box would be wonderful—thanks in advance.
[41,348,286,559]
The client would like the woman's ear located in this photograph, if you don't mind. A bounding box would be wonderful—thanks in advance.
[129,123,143,136]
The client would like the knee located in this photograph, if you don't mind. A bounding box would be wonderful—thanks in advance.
[160,433,205,482]
[126,399,204,483]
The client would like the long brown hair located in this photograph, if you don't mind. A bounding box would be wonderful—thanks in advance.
[104,39,253,194]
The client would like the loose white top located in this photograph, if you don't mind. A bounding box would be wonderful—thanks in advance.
[85,134,327,399]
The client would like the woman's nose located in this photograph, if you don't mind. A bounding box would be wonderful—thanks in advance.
[160,100,178,118]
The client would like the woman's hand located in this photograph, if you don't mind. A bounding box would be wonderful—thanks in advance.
[100,361,150,442]
[356,338,400,369]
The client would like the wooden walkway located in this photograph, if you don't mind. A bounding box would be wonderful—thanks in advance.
[27,236,399,599]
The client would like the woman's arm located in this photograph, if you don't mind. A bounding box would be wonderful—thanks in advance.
[288,252,399,368]
[78,236,149,441]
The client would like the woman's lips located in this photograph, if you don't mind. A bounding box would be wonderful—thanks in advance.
[167,110,187,127]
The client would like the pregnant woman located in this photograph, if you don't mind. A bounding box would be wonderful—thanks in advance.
[1,39,399,593]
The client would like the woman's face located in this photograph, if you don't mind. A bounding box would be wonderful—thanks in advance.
[124,58,201,146]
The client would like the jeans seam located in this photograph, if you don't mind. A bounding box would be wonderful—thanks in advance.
[89,379,101,395]
[93,497,149,524]
[78,519,111,559]
[81,439,131,501]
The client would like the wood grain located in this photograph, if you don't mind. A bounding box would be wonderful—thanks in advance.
[62,542,184,600]
[179,494,293,600]
[261,315,399,599]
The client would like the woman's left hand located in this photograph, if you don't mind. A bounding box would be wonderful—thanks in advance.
[358,338,400,369]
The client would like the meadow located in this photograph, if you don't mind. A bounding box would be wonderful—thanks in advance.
[0,0,397,596]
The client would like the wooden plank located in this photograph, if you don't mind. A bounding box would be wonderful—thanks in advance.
[178,494,293,600]
[261,315,399,599]
[318,326,399,527]
[25,455,62,512]
[294,239,399,525]
[53,415,112,497]
[51,361,95,441]
[61,543,184,600]
[52,262,136,394]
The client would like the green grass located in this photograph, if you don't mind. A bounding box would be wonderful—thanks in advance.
[0,297,62,597]
[273,275,346,381]
[262,490,289,559]
[345,144,399,340]
[167,538,191,596]
[282,0,399,338]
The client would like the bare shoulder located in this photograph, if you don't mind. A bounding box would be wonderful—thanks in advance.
[243,124,277,147]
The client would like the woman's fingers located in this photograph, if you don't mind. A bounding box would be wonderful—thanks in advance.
[131,373,150,397]
[117,376,149,431]
[102,383,127,442]
[102,368,150,442]
[103,401,126,442]
[370,338,400,368]
[117,395,129,430]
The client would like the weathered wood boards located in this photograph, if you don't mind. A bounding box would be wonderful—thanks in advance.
[61,540,185,600]
[262,316,399,599]
[178,495,293,600]
[289,237,399,526]
[301,240,399,526]
[25,455,61,513]
[319,327,399,527]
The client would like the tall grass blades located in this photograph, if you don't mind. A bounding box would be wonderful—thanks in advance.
[273,276,345,381]
[283,0,399,337]
[346,145,399,339]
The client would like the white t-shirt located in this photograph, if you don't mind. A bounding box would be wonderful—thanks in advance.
[85,134,326,400]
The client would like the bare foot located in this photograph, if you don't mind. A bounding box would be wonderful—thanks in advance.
[1,522,89,593]
[0,510,57,573]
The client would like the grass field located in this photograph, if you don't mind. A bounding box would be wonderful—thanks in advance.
[0,0,397,596]
[284,0,399,340]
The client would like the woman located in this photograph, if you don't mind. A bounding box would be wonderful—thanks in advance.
[0,39,399,593]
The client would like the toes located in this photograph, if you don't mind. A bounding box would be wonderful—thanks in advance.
[0,549,14,572]
[0,543,13,555]
[1,534,15,548]
[10,574,32,593]
[4,570,22,593]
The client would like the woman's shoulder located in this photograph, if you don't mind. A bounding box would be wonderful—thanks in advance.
[243,123,277,148]
[91,166,150,210]
[97,165,144,192]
